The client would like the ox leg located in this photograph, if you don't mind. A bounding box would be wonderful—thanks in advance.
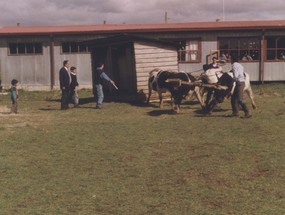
[200,87,208,110]
[187,90,194,99]
[172,103,180,113]
[170,96,174,110]
[206,98,218,114]
[159,92,164,108]
[176,104,180,113]
[147,88,152,103]
[173,96,183,113]
[169,96,178,113]
[204,89,214,111]
[194,86,205,109]
[245,87,257,109]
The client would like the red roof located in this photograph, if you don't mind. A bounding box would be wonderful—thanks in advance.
[1,20,285,35]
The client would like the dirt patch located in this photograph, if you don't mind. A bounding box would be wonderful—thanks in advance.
[3,122,30,128]
[0,109,52,133]
[0,105,10,113]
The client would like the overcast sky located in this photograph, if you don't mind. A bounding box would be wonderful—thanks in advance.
[1,0,285,27]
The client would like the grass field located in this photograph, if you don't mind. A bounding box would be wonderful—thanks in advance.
[0,84,285,215]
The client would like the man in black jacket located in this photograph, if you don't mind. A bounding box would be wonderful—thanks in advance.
[59,60,71,110]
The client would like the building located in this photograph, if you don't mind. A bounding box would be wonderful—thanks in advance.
[1,20,285,96]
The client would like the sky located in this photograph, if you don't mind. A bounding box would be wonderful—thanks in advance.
[1,0,285,27]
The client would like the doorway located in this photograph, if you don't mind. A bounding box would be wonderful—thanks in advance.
[91,43,136,94]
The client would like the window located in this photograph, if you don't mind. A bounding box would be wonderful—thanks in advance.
[9,42,43,55]
[218,37,260,61]
[9,43,17,54]
[177,40,201,63]
[61,42,90,54]
[266,37,285,61]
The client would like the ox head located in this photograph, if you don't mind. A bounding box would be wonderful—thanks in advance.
[149,68,161,79]
[169,72,193,107]
[205,72,234,113]
[148,68,162,92]
[214,73,234,103]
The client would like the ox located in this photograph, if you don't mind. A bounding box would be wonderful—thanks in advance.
[205,72,235,113]
[147,69,204,113]
[199,67,257,111]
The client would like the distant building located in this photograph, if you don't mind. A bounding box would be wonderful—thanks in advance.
[0,20,285,96]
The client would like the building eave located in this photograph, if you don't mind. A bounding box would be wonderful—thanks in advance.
[1,20,285,36]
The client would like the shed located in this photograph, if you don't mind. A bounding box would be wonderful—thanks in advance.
[83,34,179,101]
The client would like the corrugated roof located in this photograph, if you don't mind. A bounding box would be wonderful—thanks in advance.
[1,20,285,35]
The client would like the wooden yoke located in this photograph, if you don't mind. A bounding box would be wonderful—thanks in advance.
[165,79,228,90]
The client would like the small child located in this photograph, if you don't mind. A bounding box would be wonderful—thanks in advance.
[10,79,19,114]
[70,66,79,107]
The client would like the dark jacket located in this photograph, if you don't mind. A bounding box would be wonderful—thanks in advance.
[70,73,79,90]
[59,67,70,90]
[93,67,111,85]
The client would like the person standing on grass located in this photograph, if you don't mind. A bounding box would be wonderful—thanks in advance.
[92,62,115,109]
[59,60,71,110]
[70,66,79,108]
[230,55,251,118]
[10,79,19,114]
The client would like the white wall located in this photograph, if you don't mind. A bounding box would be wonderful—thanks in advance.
[54,46,92,89]
[0,43,51,90]
[264,62,285,81]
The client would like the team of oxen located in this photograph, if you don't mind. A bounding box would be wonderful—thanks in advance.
[147,66,257,114]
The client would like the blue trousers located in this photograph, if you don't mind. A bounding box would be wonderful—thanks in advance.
[71,90,79,105]
[95,84,104,108]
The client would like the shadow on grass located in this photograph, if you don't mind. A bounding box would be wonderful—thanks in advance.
[130,101,158,108]
[194,107,230,118]
[44,91,153,109]
[147,109,176,116]
[46,97,95,105]
[39,107,60,111]
[183,100,203,106]
[0,112,11,115]
[79,97,95,105]
[43,94,209,114]
[41,97,96,111]
[39,106,95,111]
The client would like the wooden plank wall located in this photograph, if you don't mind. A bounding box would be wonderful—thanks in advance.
[134,42,178,100]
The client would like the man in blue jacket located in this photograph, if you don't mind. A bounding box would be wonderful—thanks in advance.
[93,62,115,109]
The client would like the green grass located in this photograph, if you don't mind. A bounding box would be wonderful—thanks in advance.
[0,84,285,215]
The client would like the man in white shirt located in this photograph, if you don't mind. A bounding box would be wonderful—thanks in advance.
[230,56,251,118]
